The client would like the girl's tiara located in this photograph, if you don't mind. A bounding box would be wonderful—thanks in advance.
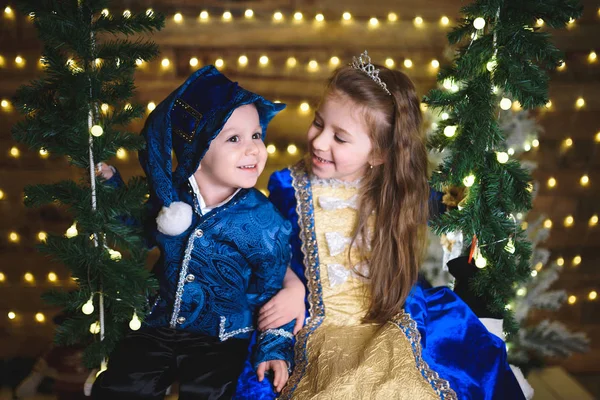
[350,51,391,95]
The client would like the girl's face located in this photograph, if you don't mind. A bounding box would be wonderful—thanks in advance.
[307,92,375,182]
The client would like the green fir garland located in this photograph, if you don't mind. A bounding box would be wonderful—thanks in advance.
[11,0,164,368]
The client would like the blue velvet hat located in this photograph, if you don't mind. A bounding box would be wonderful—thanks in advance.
[139,65,285,236]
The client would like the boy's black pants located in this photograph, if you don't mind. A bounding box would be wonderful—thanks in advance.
[92,327,249,400]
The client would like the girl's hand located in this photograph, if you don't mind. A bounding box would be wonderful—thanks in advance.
[96,162,115,180]
[256,360,289,393]
[258,281,305,334]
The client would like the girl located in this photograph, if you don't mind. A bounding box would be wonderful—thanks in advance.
[236,52,528,399]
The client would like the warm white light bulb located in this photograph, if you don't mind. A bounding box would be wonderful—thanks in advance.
[82,298,94,315]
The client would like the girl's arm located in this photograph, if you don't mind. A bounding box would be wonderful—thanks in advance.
[258,266,306,334]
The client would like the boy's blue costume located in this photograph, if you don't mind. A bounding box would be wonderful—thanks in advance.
[93,66,294,399]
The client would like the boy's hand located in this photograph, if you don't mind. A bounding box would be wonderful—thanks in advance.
[258,285,305,334]
[96,162,115,180]
[257,360,289,393]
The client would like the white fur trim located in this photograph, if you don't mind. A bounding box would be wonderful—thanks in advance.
[480,318,505,341]
[480,318,534,399]
[510,365,534,400]
[156,201,193,236]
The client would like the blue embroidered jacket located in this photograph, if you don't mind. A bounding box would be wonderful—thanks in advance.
[107,172,295,369]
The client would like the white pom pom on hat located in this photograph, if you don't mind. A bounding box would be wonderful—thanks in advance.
[156,201,193,236]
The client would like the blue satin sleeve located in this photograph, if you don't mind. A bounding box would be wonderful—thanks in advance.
[405,284,525,400]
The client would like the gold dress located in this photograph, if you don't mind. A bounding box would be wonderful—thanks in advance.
[279,162,455,400]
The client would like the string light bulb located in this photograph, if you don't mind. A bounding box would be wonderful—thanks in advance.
[572,255,582,266]
[500,98,513,110]
[90,125,103,137]
[308,60,318,71]
[589,291,598,301]
[342,12,352,21]
[369,17,379,27]
[101,103,109,113]
[35,313,45,323]
[557,257,565,266]
[0,272,5,282]
[547,177,556,188]
[496,152,509,164]
[82,296,94,315]
[564,215,574,227]
[123,10,131,18]
[536,19,544,27]
[568,295,577,305]
[315,13,324,22]
[414,16,423,26]
[38,231,48,242]
[66,223,78,238]
[286,57,297,68]
[330,56,340,66]
[1,99,9,108]
[259,55,269,65]
[147,102,156,111]
[385,58,395,68]
[403,59,413,68]
[595,132,600,143]
[463,174,476,187]
[146,9,154,17]
[9,232,20,243]
[473,17,486,30]
[575,97,585,109]
[215,58,224,69]
[238,55,248,66]
[129,311,142,330]
[388,13,398,22]
[5,6,13,15]
[543,219,553,229]
[47,272,57,282]
[444,125,457,138]
[24,272,34,282]
[108,248,122,260]
[266,144,276,154]
[10,146,20,158]
[173,13,183,23]
[475,254,487,268]
[589,51,597,63]
[557,61,566,71]
[161,58,170,68]
[294,12,303,21]
[300,102,310,112]
[223,11,232,21]
[116,148,127,160]
[199,11,209,21]
[287,144,298,155]
[189,57,199,67]
[580,174,590,187]
[441,16,450,26]
[273,11,283,21]
[431,59,440,69]
[90,321,101,334]
[0,189,4,200]
[589,214,598,227]
[245,9,254,19]
[101,9,109,17]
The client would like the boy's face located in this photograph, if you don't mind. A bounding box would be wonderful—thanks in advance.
[195,104,267,192]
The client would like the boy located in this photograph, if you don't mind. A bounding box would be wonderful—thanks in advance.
[93,66,294,399]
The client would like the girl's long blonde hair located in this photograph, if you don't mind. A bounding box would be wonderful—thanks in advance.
[325,65,429,323]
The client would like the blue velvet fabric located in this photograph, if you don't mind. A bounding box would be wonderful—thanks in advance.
[234,167,525,399]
